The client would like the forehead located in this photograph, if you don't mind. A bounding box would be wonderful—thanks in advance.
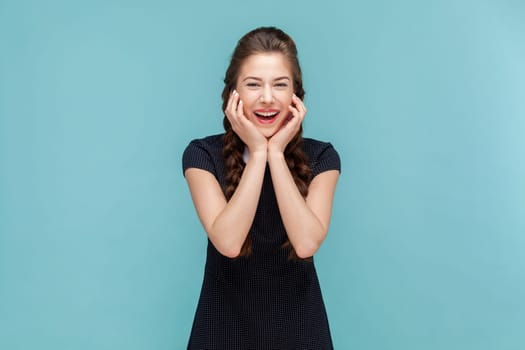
[239,53,292,78]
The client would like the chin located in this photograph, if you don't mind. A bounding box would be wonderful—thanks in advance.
[257,120,286,139]
[257,127,279,139]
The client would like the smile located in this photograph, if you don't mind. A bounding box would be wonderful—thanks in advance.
[254,109,279,124]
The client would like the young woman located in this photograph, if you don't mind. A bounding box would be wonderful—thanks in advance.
[183,27,340,349]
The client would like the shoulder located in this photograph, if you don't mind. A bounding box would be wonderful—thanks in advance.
[303,137,341,177]
[303,137,336,154]
[302,137,340,162]
[182,133,225,175]
[183,133,224,158]
[185,133,224,151]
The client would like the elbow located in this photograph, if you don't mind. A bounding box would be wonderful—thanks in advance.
[220,246,242,259]
[207,226,244,258]
[293,226,327,259]
[294,241,321,259]
[211,237,243,258]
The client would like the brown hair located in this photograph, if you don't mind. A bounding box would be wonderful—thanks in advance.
[221,27,312,259]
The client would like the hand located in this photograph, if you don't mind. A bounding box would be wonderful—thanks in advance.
[225,90,267,154]
[268,94,306,154]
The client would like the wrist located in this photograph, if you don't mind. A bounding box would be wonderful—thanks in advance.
[248,144,268,154]
[246,148,268,164]
[267,149,285,161]
[266,142,281,152]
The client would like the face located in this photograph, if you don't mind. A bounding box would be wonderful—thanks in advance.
[236,53,294,138]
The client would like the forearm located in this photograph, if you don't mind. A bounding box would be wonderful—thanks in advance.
[267,151,326,258]
[209,151,267,257]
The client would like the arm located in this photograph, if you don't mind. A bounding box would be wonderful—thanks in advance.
[185,150,267,258]
[268,153,339,258]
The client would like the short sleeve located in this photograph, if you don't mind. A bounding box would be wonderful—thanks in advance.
[182,140,216,177]
[310,143,341,178]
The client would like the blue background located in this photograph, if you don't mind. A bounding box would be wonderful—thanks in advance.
[1,0,524,349]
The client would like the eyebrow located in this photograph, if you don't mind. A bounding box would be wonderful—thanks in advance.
[242,76,291,82]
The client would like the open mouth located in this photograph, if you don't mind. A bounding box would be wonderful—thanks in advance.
[254,111,279,124]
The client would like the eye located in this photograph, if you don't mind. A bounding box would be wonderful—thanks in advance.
[246,82,260,88]
[275,82,289,88]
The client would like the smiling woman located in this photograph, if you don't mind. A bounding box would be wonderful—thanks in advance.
[182,27,341,349]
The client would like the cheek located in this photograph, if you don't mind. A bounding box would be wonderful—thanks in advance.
[238,91,256,108]
[282,98,293,112]
[235,92,250,115]
[243,106,252,118]
[278,92,293,107]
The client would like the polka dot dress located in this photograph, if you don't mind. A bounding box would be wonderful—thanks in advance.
[183,134,340,349]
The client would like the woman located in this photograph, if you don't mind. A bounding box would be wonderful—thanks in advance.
[183,27,340,349]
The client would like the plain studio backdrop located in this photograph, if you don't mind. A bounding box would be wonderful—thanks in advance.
[1,0,524,349]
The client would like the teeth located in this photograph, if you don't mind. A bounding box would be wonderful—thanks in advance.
[255,111,278,117]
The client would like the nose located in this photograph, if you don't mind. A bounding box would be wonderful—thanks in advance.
[260,85,273,103]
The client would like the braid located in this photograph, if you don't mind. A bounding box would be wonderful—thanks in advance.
[284,126,311,198]
[222,129,244,200]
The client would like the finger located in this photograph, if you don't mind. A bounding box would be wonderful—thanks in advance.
[229,91,240,122]
[293,101,306,125]
[293,94,307,116]
[237,100,250,125]
[226,90,235,113]
[287,106,303,130]
[225,94,237,125]
[293,94,306,113]
[288,104,299,119]
[281,111,296,132]
[231,90,238,111]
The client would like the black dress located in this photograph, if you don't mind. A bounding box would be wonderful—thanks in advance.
[182,134,341,350]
